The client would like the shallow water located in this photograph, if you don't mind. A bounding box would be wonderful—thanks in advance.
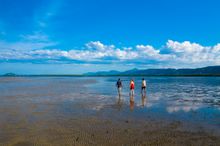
[87,77,220,128]
[0,76,219,145]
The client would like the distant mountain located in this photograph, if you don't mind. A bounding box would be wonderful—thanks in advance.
[84,70,121,76]
[84,66,220,76]
[3,73,17,76]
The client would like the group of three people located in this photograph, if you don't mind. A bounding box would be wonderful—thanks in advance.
[116,78,147,98]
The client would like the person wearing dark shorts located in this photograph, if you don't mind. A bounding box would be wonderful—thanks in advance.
[141,78,146,96]
[116,78,122,97]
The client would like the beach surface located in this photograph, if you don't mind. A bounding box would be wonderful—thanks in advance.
[0,77,219,146]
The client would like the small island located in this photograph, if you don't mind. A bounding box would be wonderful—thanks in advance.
[3,73,17,77]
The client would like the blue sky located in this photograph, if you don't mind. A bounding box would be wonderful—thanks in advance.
[0,0,220,74]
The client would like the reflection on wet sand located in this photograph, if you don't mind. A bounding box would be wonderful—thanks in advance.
[141,94,147,107]
[116,96,123,111]
[130,95,135,111]
[130,100,135,111]
[0,77,220,145]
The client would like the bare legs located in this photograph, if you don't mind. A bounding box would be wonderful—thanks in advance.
[141,87,146,97]
[117,87,122,98]
[130,89,134,97]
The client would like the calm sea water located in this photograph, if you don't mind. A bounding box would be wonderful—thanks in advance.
[0,76,220,133]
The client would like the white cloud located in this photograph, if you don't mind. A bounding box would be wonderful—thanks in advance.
[114,48,138,60]
[136,45,160,56]
[86,41,114,51]
[166,40,220,65]
[0,40,220,66]
[167,40,204,53]
[136,44,174,61]
[213,44,220,53]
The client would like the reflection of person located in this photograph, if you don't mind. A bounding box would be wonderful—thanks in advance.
[141,94,147,107]
[130,99,134,111]
[117,96,123,111]
[129,79,135,96]
[141,78,146,96]
[116,78,122,97]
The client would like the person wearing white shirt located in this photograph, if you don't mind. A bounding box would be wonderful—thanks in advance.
[141,78,146,96]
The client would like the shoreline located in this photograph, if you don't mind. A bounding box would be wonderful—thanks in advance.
[1,75,220,77]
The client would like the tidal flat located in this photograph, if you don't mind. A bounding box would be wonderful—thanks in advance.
[0,76,219,146]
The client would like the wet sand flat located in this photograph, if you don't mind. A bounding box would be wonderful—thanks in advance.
[0,77,219,146]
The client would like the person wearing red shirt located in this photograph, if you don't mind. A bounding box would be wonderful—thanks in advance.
[130,79,135,97]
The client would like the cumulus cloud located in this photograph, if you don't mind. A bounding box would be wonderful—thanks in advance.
[136,45,174,61]
[0,40,220,66]
[166,40,220,64]
[86,41,114,51]
[136,45,159,56]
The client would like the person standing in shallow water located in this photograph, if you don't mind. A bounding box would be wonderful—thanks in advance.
[130,79,135,110]
[130,79,135,97]
[116,78,122,97]
[141,78,147,96]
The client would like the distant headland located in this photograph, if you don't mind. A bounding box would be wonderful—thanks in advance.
[2,73,17,77]
[1,66,220,77]
[84,66,220,76]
